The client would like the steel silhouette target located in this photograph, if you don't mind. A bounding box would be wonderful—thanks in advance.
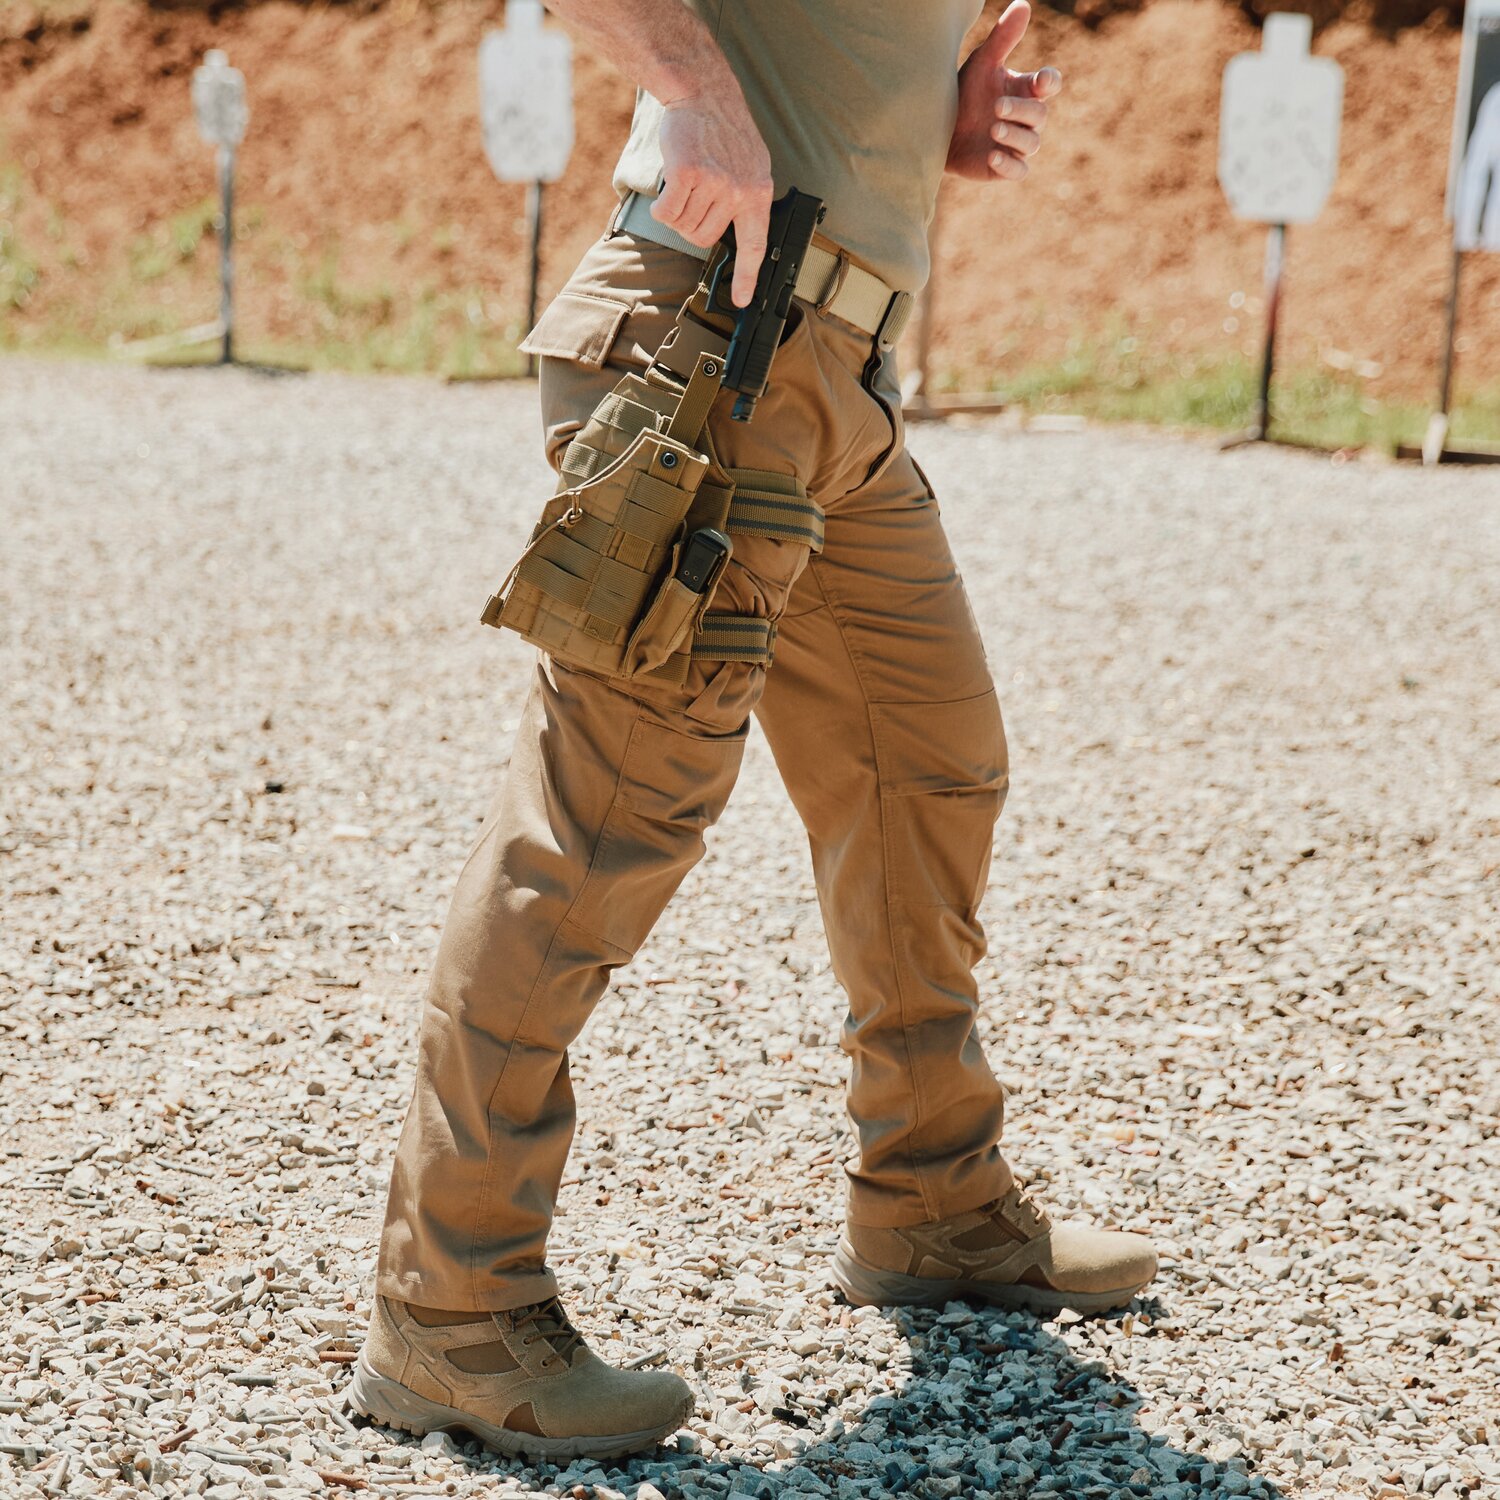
[1448,0,1500,252]
[192,49,249,150]
[191,49,248,364]
[1217,15,1345,449]
[478,0,574,185]
[1415,0,1500,463]
[1219,13,1343,226]
[478,0,574,376]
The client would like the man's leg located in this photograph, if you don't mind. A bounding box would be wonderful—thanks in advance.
[376,657,747,1312]
[373,231,814,1313]
[352,656,750,1457]
[356,233,825,1456]
[754,446,1013,1229]
[757,447,1157,1312]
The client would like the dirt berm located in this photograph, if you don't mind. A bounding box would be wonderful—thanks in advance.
[1,0,1495,398]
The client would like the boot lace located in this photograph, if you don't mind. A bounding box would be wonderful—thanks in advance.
[988,1181,1051,1235]
[506,1297,584,1372]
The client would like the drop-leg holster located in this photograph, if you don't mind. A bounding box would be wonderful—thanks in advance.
[481,262,825,686]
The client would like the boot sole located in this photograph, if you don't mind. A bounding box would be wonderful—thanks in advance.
[831,1238,1147,1316]
[346,1351,692,1461]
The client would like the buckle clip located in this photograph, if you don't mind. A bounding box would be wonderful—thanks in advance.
[875,289,915,352]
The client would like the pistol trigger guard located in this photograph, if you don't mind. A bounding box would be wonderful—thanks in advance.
[704,244,736,316]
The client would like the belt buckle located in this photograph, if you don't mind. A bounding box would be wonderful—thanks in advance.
[874,289,915,352]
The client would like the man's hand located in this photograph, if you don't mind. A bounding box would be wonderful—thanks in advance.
[946,0,1062,183]
[654,89,774,307]
[545,0,773,306]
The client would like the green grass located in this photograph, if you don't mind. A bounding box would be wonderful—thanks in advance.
[2,292,527,379]
[0,165,41,312]
[935,332,1500,453]
[128,199,218,283]
[0,189,528,378]
[5,197,1498,447]
[278,261,523,376]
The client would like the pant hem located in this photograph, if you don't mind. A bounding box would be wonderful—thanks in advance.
[374,1267,560,1315]
[845,1157,1014,1230]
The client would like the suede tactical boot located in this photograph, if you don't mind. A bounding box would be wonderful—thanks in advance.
[833,1182,1157,1314]
[349,1294,693,1460]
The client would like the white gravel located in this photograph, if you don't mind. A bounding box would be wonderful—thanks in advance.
[1,357,1497,1500]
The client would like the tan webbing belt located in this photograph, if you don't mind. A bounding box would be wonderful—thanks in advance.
[616,191,915,350]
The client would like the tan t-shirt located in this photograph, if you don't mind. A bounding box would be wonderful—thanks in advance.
[613,1,983,292]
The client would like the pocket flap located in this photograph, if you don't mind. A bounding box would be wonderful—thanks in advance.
[518,290,632,368]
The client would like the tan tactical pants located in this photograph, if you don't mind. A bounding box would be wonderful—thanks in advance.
[376,229,1013,1312]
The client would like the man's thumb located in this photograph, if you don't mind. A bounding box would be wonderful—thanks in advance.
[981,0,1032,69]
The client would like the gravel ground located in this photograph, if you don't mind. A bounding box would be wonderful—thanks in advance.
[1,357,1497,1500]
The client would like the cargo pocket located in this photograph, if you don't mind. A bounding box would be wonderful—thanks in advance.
[566,713,747,954]
[869,688,1009,909]
[519,290,632,367]
[527,291,637,474]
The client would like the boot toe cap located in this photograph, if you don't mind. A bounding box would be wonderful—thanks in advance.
[1042,1224,1158,1296]
[540,1358,693,1439]
[618,1368,695,1433]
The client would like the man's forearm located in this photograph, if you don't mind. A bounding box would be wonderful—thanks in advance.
[546,0,736,106]
[545,0,772,303]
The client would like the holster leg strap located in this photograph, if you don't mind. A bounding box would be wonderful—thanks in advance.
[719,471,825,553]
[640,612,778,684]
[692,614,777,663]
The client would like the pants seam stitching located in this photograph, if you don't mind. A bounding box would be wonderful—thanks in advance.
[808,557,936,1223]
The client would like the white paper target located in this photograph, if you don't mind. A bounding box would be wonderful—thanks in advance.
[1446,0,1500,251]
[192,49,249,149]
[479,0,574,184]
[1219,13,1343,225]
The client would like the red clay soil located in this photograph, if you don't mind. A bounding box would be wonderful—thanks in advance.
[0,0,1495,398]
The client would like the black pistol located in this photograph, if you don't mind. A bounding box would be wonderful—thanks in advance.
[708,187,826,422]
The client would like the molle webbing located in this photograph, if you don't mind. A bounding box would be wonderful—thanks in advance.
[483,290,820,683]
[542,318,822,677]
[481,426,712,675]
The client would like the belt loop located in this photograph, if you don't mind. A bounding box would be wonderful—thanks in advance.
[814,252,851,319]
